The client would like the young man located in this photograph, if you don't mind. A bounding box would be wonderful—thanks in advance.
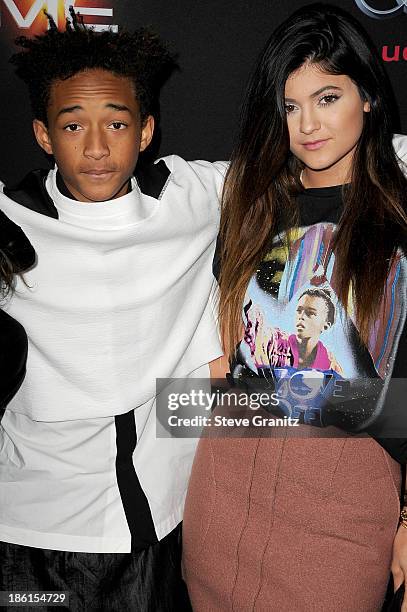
[0,13,225,611]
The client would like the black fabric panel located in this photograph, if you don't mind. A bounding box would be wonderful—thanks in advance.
[0,525,191,612]
[135,159,170,199]
[0,210,36,271]
[212,235,221,282]
[0,309,27,411]
[0,210,34,411]
[115,411,158,551]
[4,170,59,219]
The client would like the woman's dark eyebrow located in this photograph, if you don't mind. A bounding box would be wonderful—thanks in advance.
[310,85,342,98]
[285,85,342,103]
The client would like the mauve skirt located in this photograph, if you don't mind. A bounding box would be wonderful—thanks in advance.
[183,427,401,612]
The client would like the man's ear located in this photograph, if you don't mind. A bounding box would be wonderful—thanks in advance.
[33,119,53,155]
[140,115,154,152]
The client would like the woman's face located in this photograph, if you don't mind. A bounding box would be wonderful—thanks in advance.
[284,62,370,187]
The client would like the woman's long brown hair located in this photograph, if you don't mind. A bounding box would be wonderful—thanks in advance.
[0,251,15,298]
[219,3,407,355]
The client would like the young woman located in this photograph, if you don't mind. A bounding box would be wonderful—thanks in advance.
[183,4,407,611]
[0,209,35,411]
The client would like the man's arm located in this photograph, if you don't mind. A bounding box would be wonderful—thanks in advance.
[393,133,407,168]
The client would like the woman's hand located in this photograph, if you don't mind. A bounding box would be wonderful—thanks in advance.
[391,522,407,611]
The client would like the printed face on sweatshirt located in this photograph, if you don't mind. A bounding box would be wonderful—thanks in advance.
[284,63,370,187]
[33,69,154,202]
[295,293,332,342]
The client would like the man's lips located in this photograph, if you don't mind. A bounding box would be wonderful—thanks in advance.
[302,139,329,151]
[81,169,116,176]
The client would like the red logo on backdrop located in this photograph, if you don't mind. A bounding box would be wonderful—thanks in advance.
[382,45,407,61]
[0,1,117,34]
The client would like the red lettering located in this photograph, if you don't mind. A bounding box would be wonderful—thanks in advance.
[382,45,400,62]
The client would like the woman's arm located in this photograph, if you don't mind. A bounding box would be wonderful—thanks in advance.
[391,480,407,611]
[209,355,229,380]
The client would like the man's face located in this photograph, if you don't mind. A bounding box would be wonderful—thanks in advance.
[295,294,331,341]
[33,69,154,202]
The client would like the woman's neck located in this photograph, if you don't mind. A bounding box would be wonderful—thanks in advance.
[301,148,354,188]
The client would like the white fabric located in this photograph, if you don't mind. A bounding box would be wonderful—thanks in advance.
[0,364,208,552]
[0,156,225,552]
[0,156,225,422]
[393,133,407,167]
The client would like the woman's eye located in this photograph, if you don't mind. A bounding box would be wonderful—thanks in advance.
[319,94,340,106]
[109,122,127,130]
[64,123,81,132]
[284,104,296,115]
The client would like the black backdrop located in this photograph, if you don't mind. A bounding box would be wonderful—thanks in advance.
[0,0,406,185]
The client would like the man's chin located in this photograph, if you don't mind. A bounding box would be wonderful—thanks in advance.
[75,181,129,203]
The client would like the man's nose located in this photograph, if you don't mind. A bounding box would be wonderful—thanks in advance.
[83,128,109,160]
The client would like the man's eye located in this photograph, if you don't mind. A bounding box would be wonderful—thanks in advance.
[64,123,81,132]
[109,122,127,130]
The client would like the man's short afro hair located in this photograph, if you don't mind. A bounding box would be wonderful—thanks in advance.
[10,7,176,124]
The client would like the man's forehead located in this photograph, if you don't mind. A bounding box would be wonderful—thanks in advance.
[48,69,137,108]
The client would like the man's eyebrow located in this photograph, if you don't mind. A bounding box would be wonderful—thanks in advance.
[285,85,342,103]
[56,105,82,117]
[56,103,132,118]
[105,103,132,112]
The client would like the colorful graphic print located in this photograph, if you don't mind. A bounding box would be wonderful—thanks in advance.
[233,223,403,427]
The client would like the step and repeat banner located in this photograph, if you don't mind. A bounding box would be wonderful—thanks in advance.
[0,0,406,184]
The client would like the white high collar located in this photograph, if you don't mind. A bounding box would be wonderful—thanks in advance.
[48,167,157,230]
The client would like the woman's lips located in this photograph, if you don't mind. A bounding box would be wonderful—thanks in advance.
[302,139,329,151]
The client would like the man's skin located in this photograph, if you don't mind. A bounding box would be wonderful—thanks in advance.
[33,68,154,202]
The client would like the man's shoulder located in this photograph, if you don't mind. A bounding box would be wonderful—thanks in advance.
[2,169,58,218]
[161,154,228,176]
[156,155,228,200]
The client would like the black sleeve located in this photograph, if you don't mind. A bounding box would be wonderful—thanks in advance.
[0,210,36,272]
[212,235,221,282]
[367,318,407,464]
[4,169,58,219]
